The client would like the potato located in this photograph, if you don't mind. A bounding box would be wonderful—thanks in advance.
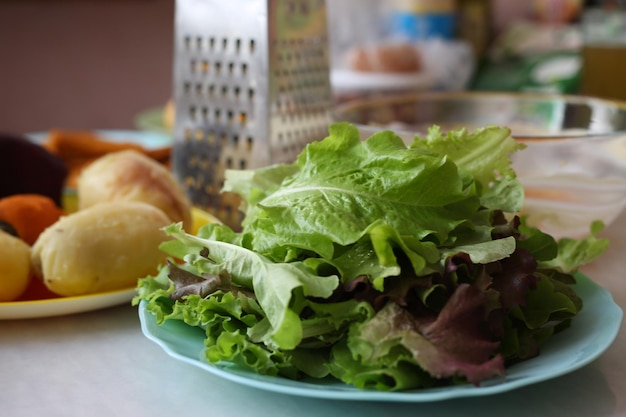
[0,230,31,301]
[77,149,192,231]
[31,201,171,296]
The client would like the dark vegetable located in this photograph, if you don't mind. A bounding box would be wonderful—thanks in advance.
[0,133,68,206]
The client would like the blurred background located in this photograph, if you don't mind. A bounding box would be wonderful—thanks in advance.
[0,0,175,134]
[0,0,624,134]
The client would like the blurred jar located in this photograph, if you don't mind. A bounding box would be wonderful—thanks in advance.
[579,5,626,100]
[386,0,457,41]
[456,0,492,58]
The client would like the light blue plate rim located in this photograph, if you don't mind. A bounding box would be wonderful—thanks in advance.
[138,273,623,402]
[26,129,172,149]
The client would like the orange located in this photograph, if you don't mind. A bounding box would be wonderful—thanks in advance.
[0,194,64,245]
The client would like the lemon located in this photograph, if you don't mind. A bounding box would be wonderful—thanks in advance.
[190,207,222,234]
[0,230,32,301]
[62,188,78,214]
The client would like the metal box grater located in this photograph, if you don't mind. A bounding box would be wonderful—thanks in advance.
[172,0,334,229]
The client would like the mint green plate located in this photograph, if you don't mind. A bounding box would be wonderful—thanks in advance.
[138,274,622,402]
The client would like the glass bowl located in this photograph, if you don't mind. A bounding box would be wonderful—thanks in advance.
[333,92,626,237]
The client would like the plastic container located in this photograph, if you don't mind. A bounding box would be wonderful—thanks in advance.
[386,0,457,41]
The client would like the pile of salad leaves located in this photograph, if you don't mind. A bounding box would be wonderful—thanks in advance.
[135,122,608,391]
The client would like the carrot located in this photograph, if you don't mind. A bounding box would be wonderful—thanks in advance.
[0,194,64,245]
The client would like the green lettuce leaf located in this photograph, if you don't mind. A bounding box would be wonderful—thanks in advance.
[237,123,484,260]
[410,125,524,189]
[159,223,339,350]
[537,220,609,273]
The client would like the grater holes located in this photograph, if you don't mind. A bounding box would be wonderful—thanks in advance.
[209,37,216,50]
[200,156,210,171]
[207,131,216,146]
[204,182,218,196]
[194,173,207,191]
[238,111,247,126]
[235,38,242,53]
[184,175,195,189]
[249,39,256,54]
[183,128,193,143]
[201,60,210,73]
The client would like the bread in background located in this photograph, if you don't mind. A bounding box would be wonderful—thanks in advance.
[346,42,422,73]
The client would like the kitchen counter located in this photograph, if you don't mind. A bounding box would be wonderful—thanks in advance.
[2,211,625,417]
